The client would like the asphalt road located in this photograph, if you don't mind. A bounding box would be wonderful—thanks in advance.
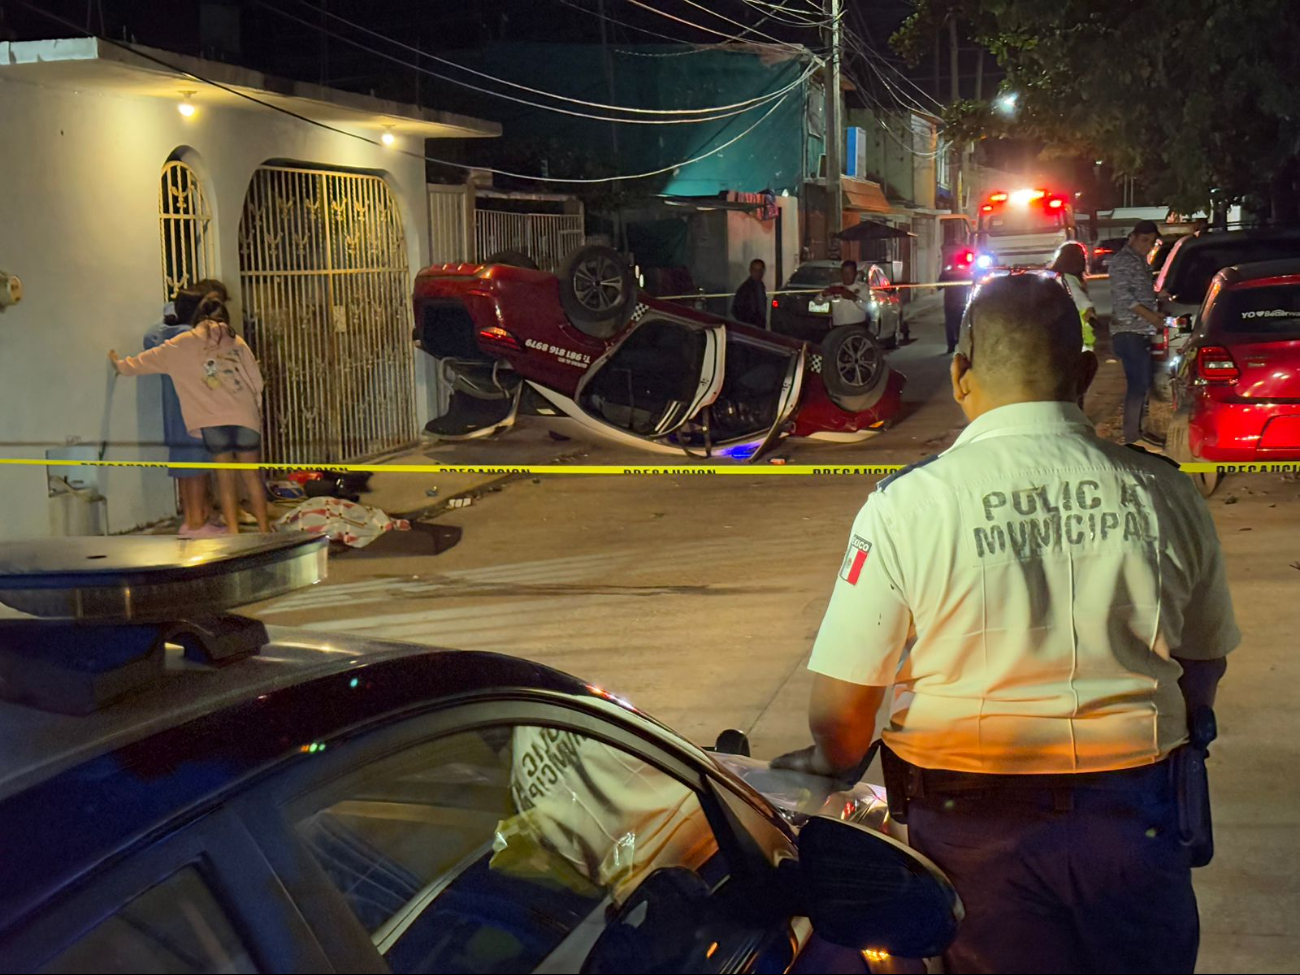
[249,292,1299,974]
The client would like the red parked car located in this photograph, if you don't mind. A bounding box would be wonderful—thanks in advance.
[1167,259,1300,495]
[412,246,905,460]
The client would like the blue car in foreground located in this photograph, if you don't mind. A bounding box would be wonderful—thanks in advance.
[0,535,959,974]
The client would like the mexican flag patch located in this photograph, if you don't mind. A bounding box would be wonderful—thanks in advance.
[839,535,872,585]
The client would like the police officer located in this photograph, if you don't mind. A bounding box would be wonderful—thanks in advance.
[774,272,1238,974]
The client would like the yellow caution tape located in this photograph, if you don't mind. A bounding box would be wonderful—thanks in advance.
[4,458,1298,476]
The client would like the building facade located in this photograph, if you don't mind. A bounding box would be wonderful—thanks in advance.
[0,38,498,539]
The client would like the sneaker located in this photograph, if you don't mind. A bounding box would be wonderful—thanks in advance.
[179,522,228,539]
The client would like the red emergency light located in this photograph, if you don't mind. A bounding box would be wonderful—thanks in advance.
[989,191,1009,202]
[959,249,974,265]
[981,204,994,212]
[1048,197,1065,209]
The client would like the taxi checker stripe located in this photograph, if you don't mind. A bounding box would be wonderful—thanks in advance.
[0,459,1295,475]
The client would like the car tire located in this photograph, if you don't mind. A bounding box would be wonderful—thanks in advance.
[484,249,539,270]
[1167,411,1221,497]
[821,325,888,411]
[559,245,636,339]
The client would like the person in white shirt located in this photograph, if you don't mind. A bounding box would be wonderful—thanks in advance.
[775,271,1237,974]
[820,259,870,326]
[1048,240,1096,350]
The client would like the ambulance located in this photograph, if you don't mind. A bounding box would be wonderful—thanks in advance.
[973,188,1080,270]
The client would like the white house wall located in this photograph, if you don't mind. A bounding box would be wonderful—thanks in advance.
[0,76,437,539]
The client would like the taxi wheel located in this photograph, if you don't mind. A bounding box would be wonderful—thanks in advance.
[559,245,636,339]
[821,325,887,411]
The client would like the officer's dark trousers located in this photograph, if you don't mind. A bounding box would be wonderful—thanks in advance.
[907,762,1198,974]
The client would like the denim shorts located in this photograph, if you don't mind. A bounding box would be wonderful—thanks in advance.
[201,425,262,454]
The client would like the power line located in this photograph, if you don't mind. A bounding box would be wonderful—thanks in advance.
[555,0,707,49]
[263,0,811,122]
[737,0,837,29]
[16,0,797,185]
[622,0,802,52]
[670,0,804,48]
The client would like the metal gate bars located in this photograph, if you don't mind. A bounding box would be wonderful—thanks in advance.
[239,166,416,463]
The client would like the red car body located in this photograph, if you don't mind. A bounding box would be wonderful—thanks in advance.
[1171,261,1300,462]
[412,262,905,457]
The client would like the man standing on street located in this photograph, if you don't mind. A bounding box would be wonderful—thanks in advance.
[821,259,870,327]
[1109,219,1169,445]
[731,258,769,328]
[775,272,1238,974]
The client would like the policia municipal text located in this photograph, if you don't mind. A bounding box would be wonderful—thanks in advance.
[776,273,1238,974]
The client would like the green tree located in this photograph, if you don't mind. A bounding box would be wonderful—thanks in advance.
[893,0,1300,219]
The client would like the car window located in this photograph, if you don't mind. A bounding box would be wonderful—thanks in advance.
[980,210,1063,236]
[787,265,837,287]
[1168,240,1300,303]
[1215,284,1300,335]
[38,865,258,974]
[291,726,723,974]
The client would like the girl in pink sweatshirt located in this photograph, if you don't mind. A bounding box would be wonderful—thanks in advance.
[111,294,271,534]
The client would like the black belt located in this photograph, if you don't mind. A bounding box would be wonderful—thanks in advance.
[880,746,1172,821]
[910,760,1169,796]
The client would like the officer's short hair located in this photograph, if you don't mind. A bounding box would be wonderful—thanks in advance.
[959,272,1085,400]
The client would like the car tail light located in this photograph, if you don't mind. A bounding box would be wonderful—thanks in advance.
[1197,345,1239,383]
[772,298,779,307]
[478,325,522,352]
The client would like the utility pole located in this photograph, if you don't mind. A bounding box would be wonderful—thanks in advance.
[825,0,842,257]
[597,0,626,254]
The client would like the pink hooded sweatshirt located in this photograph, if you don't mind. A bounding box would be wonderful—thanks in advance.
[115,322,264,438]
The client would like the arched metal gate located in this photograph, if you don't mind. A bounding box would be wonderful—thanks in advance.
[239,166,416,463]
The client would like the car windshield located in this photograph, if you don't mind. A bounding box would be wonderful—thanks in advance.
[1166,239,1300,303]
[1217,283,1300,335]
[979,210,1063,236]
[787,265,841,287]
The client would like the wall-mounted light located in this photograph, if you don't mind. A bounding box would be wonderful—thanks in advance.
[178,91,197,118]
[381,126,396,147]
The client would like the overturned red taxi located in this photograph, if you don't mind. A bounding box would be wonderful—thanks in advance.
[412,246,905,460]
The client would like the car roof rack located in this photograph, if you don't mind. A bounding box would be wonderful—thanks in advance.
[0,535,327,715]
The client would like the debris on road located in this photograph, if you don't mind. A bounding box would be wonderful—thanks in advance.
[448,497,473,509]
[425,487,439,497]
[273,497,409,548]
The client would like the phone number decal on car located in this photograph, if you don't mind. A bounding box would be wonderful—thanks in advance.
[525,338,591,366]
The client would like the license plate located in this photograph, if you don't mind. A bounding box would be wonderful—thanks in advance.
[808,300,830,313]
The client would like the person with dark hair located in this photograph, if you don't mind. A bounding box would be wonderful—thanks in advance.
[731,258,768,328]
[1047,240,1096,350]
[820,259,869,326]
[776,271,1237,974]
[110,290,271,534]
[142,279,230,538]
[1109,220,1169,444]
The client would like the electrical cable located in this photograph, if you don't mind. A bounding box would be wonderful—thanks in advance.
[622,0,801,51]
[670,0,804,48]
[18,0,799,185]
[265,0,812,121]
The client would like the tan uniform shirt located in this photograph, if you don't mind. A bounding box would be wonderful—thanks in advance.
[809,402,1239,774]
